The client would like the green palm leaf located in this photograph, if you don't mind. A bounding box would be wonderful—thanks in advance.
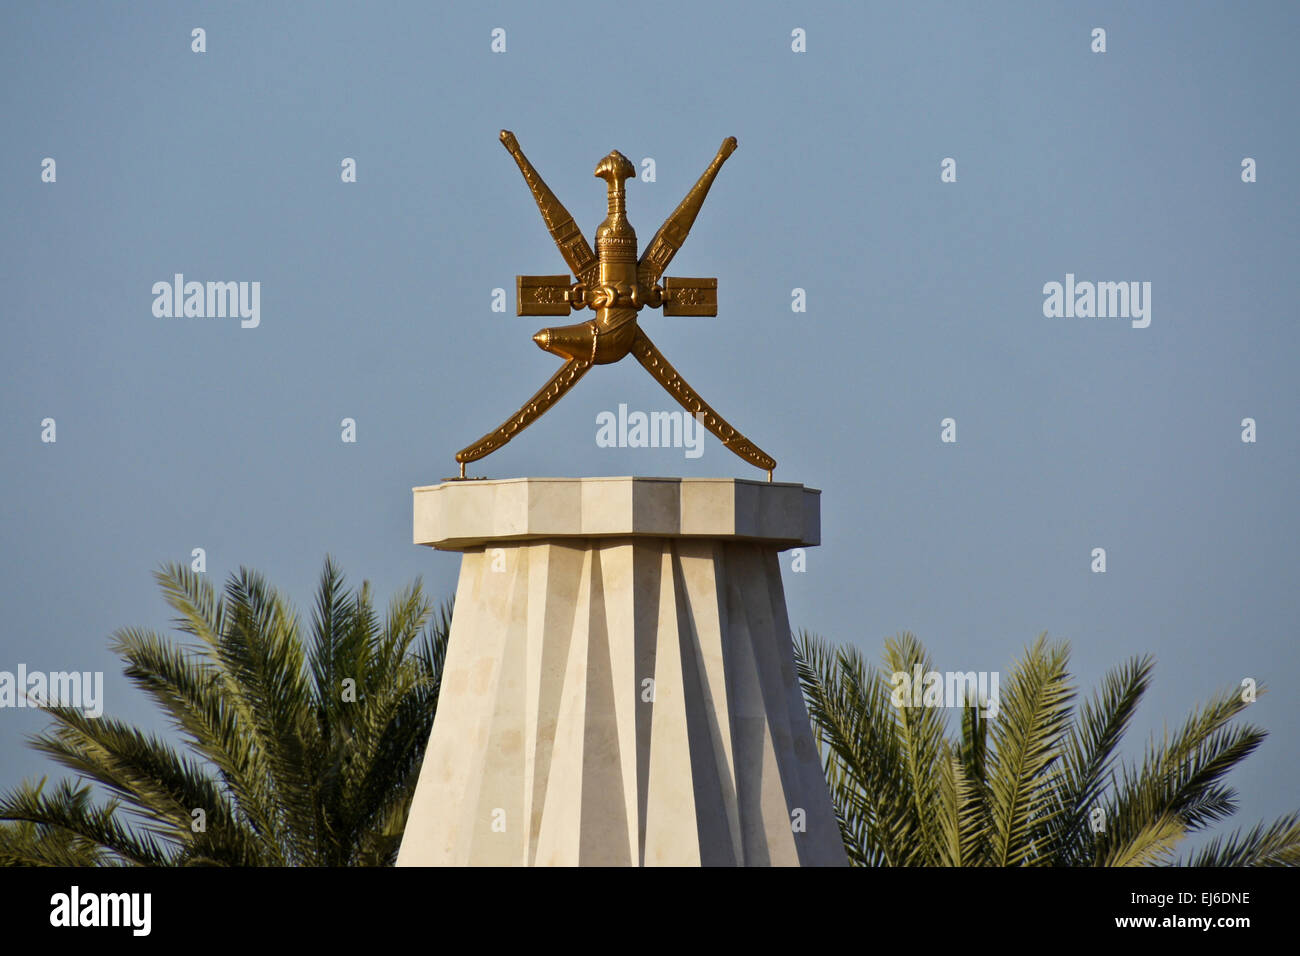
[0,557,451,866]
[796,630,1296,868]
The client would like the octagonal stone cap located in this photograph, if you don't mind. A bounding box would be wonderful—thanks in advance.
[413,477,820,552]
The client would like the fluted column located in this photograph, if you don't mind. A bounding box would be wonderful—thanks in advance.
[397,477,845,867]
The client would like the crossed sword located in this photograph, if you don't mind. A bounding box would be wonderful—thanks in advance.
[454,131,776,481]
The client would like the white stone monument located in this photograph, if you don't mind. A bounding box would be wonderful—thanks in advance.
[397,476,847,866]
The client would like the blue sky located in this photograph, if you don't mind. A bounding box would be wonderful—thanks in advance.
[2,1,1297,853]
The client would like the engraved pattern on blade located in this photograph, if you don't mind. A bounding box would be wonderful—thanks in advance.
[637,137,738,289]
[630,328,776,472]
[455,358,593,463]
[501,131,600,287]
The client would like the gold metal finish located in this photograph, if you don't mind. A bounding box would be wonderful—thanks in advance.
[516,275,572,316]
[454,358,593,465]
[455,130,776,477]
[628,328,776,473]
[661,277,718,317]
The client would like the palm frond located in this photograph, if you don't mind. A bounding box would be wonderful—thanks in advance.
[5,558,454,866]
[984,634,1074,866]
[1181,811,1300,866]
[0,778,174,866]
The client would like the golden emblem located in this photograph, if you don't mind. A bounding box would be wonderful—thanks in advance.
[455,131,776,480]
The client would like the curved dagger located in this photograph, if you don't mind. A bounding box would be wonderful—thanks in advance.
[638,136,738,290]
[457,133,775,480]
[629,327,776,476]
[454,357,593,474]
[499,130,600,288]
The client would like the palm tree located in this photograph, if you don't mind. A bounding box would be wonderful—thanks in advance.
[0,558,450,866]
[0,780,107,866]
[795,630,1300,866]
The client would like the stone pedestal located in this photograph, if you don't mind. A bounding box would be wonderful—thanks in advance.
[396,477,846,866]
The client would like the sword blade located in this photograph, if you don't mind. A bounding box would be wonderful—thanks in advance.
[637,137,737,290]
[629,327,775,473]
[455,357,593,465]
[500,131,600,287]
